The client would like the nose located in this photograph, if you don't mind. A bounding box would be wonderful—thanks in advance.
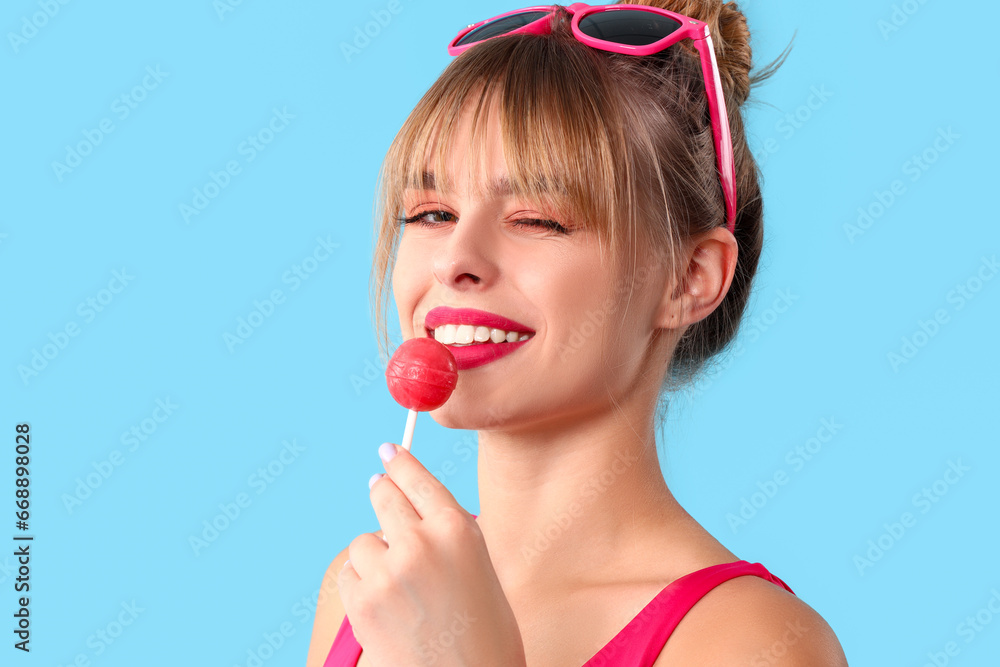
[432,206,499,290]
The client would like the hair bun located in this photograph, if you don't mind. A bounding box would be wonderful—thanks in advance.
[625,0,753,106]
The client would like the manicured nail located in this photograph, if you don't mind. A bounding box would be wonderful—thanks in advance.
[368,473,384,489]
[379,442,398,463]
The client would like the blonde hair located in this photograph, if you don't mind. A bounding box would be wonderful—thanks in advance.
[369,0,790,393]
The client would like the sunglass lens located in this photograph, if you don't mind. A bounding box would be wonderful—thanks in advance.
[454,11,551,46]
[578,9,681,46]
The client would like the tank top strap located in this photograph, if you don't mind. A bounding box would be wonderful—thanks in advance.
[323,524,792,667]
[323,615,361,667]
[586,560,794,667]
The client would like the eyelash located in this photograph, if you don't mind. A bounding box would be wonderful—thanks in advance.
[398,210,571,234]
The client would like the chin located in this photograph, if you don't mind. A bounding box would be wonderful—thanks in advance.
[428,398,510,432]
[427,404,480,431]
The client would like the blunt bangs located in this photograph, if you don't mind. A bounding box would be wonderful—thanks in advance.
[371,26,683,362]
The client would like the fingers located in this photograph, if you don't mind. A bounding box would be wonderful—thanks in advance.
[369,472,420,541]
[341,532,386,582]
[376,442,457,517]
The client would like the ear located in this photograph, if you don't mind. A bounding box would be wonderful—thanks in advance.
[653,227,738,331]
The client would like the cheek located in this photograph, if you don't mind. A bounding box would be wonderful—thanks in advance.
[391,239,426,337]
[539,252,614,331]
[542,257,654,373]
[526,251,622,377]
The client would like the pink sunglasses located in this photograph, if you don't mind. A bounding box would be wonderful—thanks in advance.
[448,2,737,234]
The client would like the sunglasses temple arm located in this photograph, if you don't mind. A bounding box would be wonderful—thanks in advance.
[693,33,738,233]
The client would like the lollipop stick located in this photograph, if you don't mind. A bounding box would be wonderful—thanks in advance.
[401,408,418,452]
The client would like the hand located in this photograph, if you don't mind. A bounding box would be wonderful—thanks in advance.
[338,442,526,667]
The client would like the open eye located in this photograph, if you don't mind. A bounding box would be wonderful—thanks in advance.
[399,210,456,226]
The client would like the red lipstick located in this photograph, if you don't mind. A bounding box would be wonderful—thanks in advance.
[423,306,535,371]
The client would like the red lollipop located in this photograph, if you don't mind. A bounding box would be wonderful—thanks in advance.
[385,337,458,450]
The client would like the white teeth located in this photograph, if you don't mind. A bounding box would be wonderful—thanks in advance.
[435,323,458,344]
[456,324,475,344]
[430,323,534,346]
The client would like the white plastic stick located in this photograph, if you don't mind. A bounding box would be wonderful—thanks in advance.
[401,408,418,452]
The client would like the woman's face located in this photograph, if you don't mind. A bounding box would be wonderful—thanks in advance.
[391,104,673,433]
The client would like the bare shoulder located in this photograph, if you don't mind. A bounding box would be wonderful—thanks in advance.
[305,530,383,667]
[306,544,350,667]
[652,572,848,666]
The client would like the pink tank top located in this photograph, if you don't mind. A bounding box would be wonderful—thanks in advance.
[323,558,794,666]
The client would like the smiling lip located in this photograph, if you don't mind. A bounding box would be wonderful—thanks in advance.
[423,306,535,371]
[424,307,534,333]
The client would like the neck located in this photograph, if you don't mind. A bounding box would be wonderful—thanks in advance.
[474,386,683,592]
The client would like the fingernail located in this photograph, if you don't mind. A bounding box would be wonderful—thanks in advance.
[368,473,384,489]
[342,559,351,570]
[379,442,398,463]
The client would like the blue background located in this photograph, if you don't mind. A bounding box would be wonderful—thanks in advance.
[3,1,998,665]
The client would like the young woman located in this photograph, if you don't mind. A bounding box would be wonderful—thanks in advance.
[309,2,849,665]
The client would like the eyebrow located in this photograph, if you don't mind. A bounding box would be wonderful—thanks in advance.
[407,170,565,199]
